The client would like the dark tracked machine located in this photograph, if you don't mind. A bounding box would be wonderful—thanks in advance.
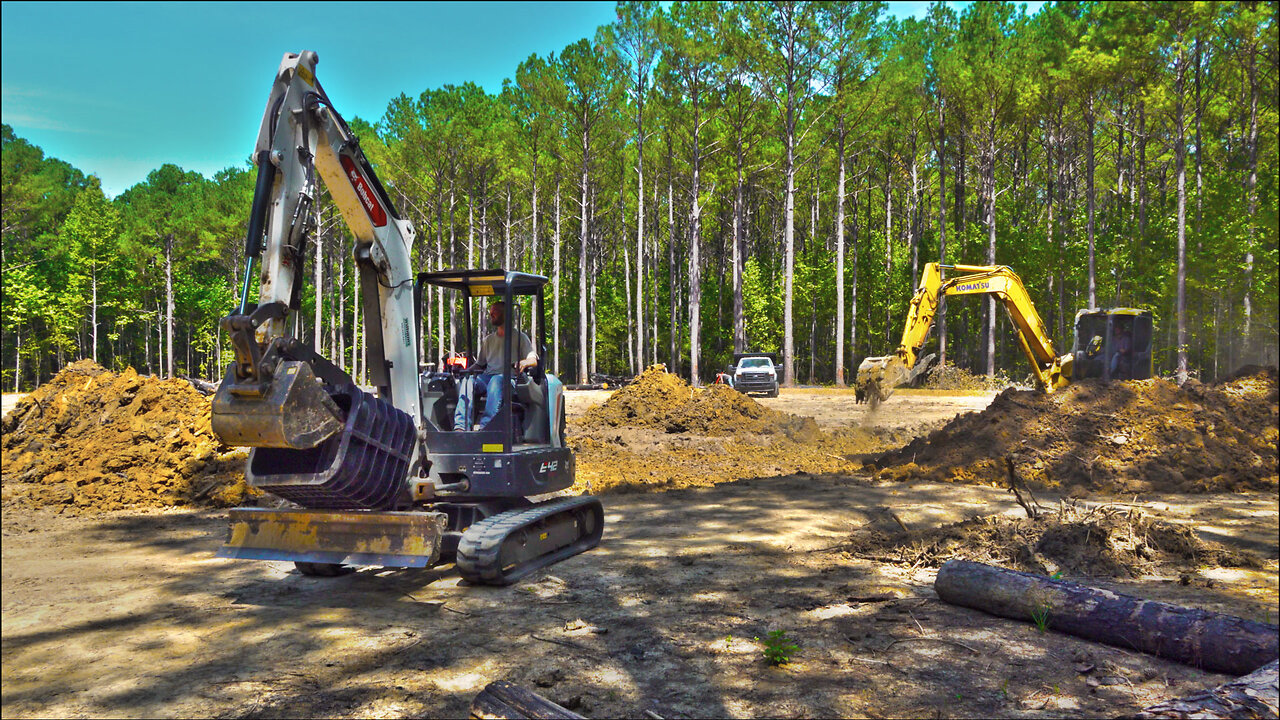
[210,51,601,584]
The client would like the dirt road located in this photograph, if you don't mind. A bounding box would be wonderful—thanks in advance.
[3,389,1276,718]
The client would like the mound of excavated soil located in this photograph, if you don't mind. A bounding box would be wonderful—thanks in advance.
[571,367,916,494]
[847,503,1264,578]
[581,366,818,437]
[866,367,1279,496]
[920,363,1016,392]
[1,361,255,514]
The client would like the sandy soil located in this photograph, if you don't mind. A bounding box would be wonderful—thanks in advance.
[3,389,1277,719]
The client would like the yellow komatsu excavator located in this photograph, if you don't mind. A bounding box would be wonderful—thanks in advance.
[856,263,1152,406]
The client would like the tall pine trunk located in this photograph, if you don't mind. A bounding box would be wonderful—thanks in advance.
[91,264,98,364]
[688,115,703,387]
[635,142,645,374]
[578,132,590,386]
[936,103,949,367]
[986,116,998,378]
[733,150,746,356]
[783,106,797,387]
[624,245,635,374]
[165,233,174,378]
[1244,31,1258,359]
[314,199,324,351]
[668,164,678,373]
[1086,96,1097,309]
[529,174,540,340]
[835,123,847,386]
[1175,42,1188,383]
[884,167,893,344]
[553,180,562,376]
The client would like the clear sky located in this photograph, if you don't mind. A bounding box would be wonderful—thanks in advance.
[2,1,1043,198]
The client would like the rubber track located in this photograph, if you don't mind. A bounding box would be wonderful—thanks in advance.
[456,495,603,585]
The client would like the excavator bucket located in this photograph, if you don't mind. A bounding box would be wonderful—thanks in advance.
[211,360,344,449]
[856,356,909,407]
[856,353,937,407]
[216,508,447,567]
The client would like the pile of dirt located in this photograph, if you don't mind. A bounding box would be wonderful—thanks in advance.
[865,366,1279,496]
[847,502,1264,578]
[581,366,817,437]
[920,363,1018,392]
[571,367,917,494]
[1,360,255,514]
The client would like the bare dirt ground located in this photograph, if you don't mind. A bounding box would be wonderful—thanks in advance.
[3,381,1277,719]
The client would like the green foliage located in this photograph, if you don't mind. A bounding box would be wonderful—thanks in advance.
[2,2,1277,388]
[755,629,800,666]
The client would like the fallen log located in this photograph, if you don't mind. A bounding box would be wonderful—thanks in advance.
[934,560,1278,676]
[183,376,219,395]
[470,680,586,720]
[1136,659,1278,719]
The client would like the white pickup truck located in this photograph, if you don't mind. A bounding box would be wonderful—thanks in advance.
[725,353,780,397]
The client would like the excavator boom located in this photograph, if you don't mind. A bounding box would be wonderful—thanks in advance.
[857,263,1073,405]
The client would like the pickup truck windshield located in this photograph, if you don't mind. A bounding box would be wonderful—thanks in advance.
[740,358,772,369]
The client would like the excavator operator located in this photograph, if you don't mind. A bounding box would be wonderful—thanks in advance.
[453,300,538,431]
[1110,320,1133,379]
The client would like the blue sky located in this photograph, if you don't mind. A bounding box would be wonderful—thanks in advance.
[3,1,1042,198]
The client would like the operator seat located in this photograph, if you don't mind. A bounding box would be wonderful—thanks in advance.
[514,372,548,443]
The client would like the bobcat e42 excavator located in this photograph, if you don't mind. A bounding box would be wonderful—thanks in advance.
[209,50,603,584]
[856,263,1153,406]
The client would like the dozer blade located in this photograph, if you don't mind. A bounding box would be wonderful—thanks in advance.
[212,360,343,449]
[216,508,447,567]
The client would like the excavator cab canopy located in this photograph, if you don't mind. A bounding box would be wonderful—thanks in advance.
[417,269,548,297]
[411,268,571,499]
[1071,308,1153,381]
[415,268,550,381]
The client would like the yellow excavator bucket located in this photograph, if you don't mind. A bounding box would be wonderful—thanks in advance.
[856,353,934,407]
[216,508,446,567]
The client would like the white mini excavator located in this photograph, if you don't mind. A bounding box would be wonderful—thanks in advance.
[210,51,602,584]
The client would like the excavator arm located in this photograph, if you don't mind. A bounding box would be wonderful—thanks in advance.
[856,263,1073,406]
[212,51,420,456]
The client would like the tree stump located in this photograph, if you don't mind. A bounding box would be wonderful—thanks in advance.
[934,559,1278,676]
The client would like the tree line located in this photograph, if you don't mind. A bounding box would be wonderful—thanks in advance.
[3,1,1276,392]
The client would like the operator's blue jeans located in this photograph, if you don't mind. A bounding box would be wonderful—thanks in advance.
[454,373,506,430]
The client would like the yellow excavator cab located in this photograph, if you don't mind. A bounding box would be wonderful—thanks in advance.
[1071,309,1154,381]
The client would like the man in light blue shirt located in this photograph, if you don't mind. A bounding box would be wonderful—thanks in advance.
[454,300,537,431]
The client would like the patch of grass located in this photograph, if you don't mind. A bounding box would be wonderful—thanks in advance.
[755,629,799,666]
[1030,604,1051,633]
